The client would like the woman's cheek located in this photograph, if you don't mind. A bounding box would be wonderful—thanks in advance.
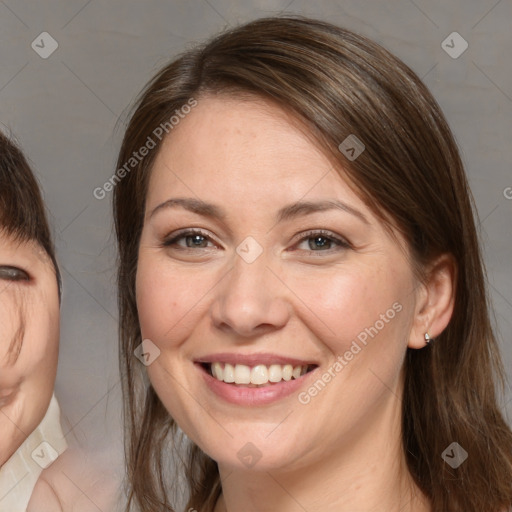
[136,258,165,337]
[0,311,14,362]
[21,308,59,378]
[138,247,219,321]
[136,261,191,344]
[290,273,380,339]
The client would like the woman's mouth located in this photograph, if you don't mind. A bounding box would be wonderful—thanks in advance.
[201,362,317,387]
[195,358,319,405]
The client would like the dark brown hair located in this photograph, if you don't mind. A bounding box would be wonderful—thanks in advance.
[0,130,61,295]
[113,16,512,512]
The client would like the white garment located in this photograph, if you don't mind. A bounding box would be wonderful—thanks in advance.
[0,395,68,512]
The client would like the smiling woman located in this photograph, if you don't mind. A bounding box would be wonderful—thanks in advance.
[113,16,512,512]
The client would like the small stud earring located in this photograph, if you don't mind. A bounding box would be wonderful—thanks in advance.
[424,332,431,344]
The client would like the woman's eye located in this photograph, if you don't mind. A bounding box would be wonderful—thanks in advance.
[161,229,350,255]
[0,266,30,281]
[294,231,350,252]
[163,230,216,249]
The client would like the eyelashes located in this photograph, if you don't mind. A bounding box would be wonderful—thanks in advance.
[0,266,30,282]
[292,229,351,252]
[163,229,215,250]
[161,228,351,254]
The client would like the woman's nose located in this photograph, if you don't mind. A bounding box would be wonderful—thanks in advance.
[209,246,291,339]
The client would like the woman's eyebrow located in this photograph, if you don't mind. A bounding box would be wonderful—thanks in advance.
[276,200,370,225]
[149,197,370,225]
[149,198,226,221]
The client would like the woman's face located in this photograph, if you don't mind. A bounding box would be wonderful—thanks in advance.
[0,232,59,466]
[136,96,422,471]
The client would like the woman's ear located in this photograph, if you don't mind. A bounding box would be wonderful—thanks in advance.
[408,254,457,349]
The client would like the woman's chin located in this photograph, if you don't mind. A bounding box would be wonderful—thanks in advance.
[203,438,305,473]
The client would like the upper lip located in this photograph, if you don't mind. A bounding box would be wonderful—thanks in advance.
[194,352,319,367]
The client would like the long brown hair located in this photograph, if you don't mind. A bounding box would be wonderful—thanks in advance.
[113,16,512,512]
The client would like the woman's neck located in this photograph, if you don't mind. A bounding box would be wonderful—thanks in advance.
[213,390,431,512]
[214,455,429,512]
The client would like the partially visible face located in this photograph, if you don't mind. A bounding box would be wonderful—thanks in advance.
[0,231,60,466]
[136,96,421,472]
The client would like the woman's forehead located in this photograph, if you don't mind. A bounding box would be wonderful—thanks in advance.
[149,97,352,196]
[0,230,52,266]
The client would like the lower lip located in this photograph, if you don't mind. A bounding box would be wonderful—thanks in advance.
[196,363,318,406]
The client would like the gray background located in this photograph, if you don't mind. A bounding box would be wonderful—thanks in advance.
[1,0,511,501]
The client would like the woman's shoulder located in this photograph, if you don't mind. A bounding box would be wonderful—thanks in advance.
[27,473,63,512]
[27,447,122,512]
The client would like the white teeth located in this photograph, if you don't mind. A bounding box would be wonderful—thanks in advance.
[212,362,223,380]
[223,363,235,383]
[234,364,251,384]
[250,365,268,385]
[268,364,282,382]
[282,364,293,381]
[209,362,311,386]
